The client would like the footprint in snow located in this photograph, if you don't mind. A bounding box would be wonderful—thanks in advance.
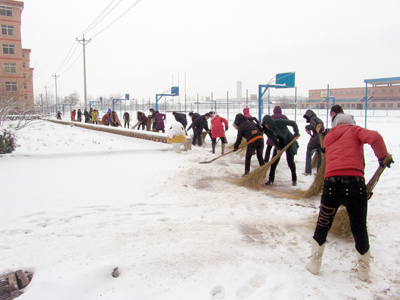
[210,285,225,299]
[235,274,267,299]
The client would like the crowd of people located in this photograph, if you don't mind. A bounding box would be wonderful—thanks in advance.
[58,104,394,282]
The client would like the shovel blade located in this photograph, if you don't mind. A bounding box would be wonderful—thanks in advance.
[199,160,213,164]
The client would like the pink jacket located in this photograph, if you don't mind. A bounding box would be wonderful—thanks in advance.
[324,124,388,178]
[211,115,228,138]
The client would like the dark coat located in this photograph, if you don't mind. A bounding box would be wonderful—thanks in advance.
[174,113,187,128]
[187,113,202,131]
[123,112,130,122]
[261,115,299,156]
[191,115,209,132]
[140,113,147,124]
[303,109,325,151]
[266,106,288,146]
[233,114,263,150]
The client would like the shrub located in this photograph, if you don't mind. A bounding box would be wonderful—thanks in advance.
[0,129,17,154]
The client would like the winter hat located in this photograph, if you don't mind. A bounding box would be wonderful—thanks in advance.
[332,113,355,127]
[273,106,282,114]
[243,108,252,118]
[107,109,111,113]
[233,113,247,129]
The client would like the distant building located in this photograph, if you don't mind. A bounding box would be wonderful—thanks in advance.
[300,79,400,110]
[0,0,34,111]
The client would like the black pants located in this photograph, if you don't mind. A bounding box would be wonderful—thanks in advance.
[264,145,273,162]
[268,148,297,181]
[211,137,227,146]
[245,139,265,173]
[313,177,369,255]
[192,128,203,146]
[124,122,129,128]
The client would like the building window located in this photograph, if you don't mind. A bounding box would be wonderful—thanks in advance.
[361,90,364,94]
[398,103,400,108]
[388,103,393,108]
[2,44,15,55]
[382,89,386,93]
[0,6,13,17]
[350,90,353,94]
[4,62,16,73]
[345,91,348,94]
[340,91,343,95]
[351,104,355,108]
[356,90,359,94]
[375,89,378,93]
[390,89,394,93]
[1,25,13,36]
[23,73,26,79]
[381,103,385,108]
[5,81,17,91]
[22,52,25,58]
[24,83,27,89]
[346,104,350,108]
[23,62,26,68]
[335,91,337,95]
[24,94,27,100]
[372,104,376,108]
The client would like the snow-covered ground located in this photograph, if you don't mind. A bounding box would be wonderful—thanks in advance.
[1,114,399,300]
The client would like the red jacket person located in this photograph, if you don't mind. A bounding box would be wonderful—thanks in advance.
[305,113,393,281]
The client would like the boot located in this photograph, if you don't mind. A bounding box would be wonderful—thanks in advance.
[221,144,225,154]
[265,179,274,185]
[212,144,215,154]
[356,250,370,281]
[305,239,325,275]
[242,171,249,177]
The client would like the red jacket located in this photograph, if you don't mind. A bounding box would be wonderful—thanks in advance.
[324,124,388,178]
[211,115,228,138]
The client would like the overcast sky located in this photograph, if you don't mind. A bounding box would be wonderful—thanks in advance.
[22,0,400,103]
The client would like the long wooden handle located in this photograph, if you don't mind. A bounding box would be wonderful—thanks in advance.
[268,136,299,165]
[366,154,393,196]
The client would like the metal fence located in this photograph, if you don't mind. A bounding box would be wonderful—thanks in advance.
[37,99,400,128]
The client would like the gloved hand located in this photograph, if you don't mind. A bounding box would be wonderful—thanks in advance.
[225,127,229,131]
[379,156,394,168]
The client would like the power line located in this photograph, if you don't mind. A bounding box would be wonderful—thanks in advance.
[55,41,80,74]
[91,0,142,39]
[77,0,117,38]
[83,0,123,37]
[59,51,83,77]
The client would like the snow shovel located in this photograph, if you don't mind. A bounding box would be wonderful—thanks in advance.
[131,121,140,129]
[199,145,245,164]
[199,149,235,164]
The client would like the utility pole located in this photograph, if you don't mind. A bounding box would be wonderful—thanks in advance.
[52,73,59,108]
[76,35,91,110]
[39,93,43,113]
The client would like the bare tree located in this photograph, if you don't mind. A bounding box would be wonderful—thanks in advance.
[0,67,38,130]
[63,91,80,106]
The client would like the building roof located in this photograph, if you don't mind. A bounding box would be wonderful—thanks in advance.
[364,76,400,85]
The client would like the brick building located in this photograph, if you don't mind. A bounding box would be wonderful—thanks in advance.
[0,0,33,111]
[300,77,400,110]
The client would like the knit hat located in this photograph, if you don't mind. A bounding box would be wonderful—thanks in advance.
[332,113,355,127]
